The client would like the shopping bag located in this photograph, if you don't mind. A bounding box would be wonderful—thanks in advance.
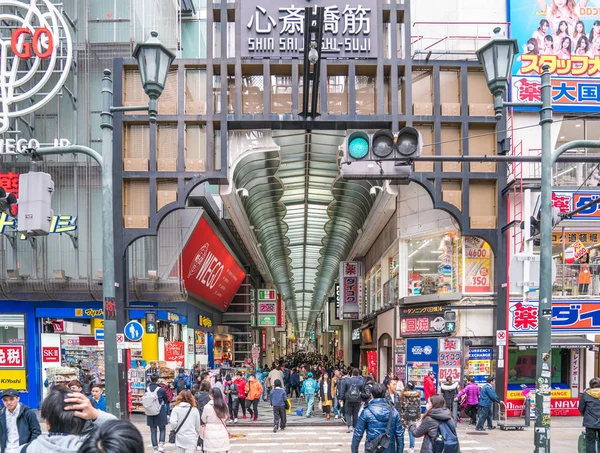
[578,430,586,453]
[286,399,292,413]
[296,407,303,416]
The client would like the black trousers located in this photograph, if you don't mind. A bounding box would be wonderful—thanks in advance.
[248,399,259,420]
[586,427,600,453]
[345,402,361,428]
[273,406,287,429]
[466,404,478,424]
[233,398,246,418]
[290,385,300,398]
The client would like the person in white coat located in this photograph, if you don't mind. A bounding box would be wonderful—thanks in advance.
[170,390,201,453]
[201,388,230,453]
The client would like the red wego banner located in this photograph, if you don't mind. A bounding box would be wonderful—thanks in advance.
[182,216,246,311]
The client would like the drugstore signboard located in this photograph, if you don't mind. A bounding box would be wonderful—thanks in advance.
[509,300,600,333]
[508,0,600,112]
[551,190,600,220]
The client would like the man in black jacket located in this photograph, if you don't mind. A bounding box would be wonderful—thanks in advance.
[579,377,600,452]
[0,389,41,453]
[341,369,365,433]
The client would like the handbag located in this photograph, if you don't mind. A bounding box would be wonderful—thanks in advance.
[365,403,394,453]
[168,406,193,444]
[285,399,291,410]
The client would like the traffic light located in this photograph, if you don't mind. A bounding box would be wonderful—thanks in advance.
[443,310,457,334]
[145,312,157,334]
[340,127,422,180]
[529,207,560,246]
[0,186,17,216]
[17,172,54,235]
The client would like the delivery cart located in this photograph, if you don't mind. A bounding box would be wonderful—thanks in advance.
[497,400,529,431]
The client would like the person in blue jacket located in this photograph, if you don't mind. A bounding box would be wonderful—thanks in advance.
[351,383,404,453]
[476,376,500,431]
[300,372,319,417]
[89,384,107,412]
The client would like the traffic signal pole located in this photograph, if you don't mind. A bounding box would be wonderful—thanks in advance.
[19,69,152,419]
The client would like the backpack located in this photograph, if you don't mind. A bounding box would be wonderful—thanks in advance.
[176,377,187,393]
[432,421,460,453]
[142,386,162,416]
[162,384,175,402]
[404,401,420,420]
[346,383,361,403]
[283,368,291,383]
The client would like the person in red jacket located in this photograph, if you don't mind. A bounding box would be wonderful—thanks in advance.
[423,371,436,401]
[233,372,248,421]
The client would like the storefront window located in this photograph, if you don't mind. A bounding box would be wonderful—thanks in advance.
[0,314,25,344]
[407,233,494,295]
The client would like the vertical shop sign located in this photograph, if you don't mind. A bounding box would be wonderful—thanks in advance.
[164,341,185,367]
[464,237,492,292]
[366,350,377,376]
[335,283,341,320]
[261,328,266,352]
[339,261,362,319]
[194,330,207,355]
[571,349,580,394]
[468,348,492,384]
[438,337,461,381]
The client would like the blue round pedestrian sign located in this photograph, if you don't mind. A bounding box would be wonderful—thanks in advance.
[124,320,144,341]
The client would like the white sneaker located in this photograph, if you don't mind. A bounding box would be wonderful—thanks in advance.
[234,418,238,423]
[335,414,339,419]
[409,448,414,453]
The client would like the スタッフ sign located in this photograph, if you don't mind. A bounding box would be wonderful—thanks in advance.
[241,1,378,58]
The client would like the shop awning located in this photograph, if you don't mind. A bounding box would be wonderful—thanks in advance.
[510,336,600,349]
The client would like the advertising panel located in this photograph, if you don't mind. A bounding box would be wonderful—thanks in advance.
[468,348,492,384]
[506,398,580,417]
[552,190,600,220]
[464,237,492,293]
[164,341,185,367]
[508,1,600,112]
[510,299,600,333]
[400,305,446,337]
[0,369,26,391]
[240,0,378,58]
[339,261,362,320]
[407,338,439,363]
[0,345,24,368]
[182,216,246,311]
[508,349,562,384]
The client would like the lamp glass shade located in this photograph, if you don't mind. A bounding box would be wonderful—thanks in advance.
[481,46,495,84]
[133,31,176,100]
[476,37,518,95]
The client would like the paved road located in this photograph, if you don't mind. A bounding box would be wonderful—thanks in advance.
[127,414,584,452]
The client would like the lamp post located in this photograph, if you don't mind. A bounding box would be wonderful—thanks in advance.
[23,31,174,418]
[477,30,600,452]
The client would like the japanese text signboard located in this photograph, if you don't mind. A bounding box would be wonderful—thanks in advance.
[339,261,362,319]
[464,237,492,293]
[241,1,377,58]
[400,305,446,337]
[510,299,600,333]
[0,345,24,368]
[438,337,461,382]
[509,1,600,112]
[552,190,600,220]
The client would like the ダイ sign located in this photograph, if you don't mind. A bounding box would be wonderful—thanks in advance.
[241,1,377,58]
[510,299,600,333]
[0,345,23,368]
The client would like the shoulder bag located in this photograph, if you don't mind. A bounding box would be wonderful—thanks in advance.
[168,406,193,444]
[365,403,394,453]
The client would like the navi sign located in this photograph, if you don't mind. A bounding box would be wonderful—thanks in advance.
[241,1,377,58]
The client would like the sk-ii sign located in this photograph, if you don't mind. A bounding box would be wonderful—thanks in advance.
[241,0,377,58]
[552,190,600,220]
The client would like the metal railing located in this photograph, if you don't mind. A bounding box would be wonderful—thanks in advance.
[553,263,600,297]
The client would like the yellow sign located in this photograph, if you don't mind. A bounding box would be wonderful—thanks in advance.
[199,315,213,328]
[167,312,180,323]
[91,318,104,330]
[0,369,27,390]
[553,232,599,245]
[507,389,571,400]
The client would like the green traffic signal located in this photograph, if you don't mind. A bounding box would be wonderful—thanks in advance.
[348,131,369,159]
[444,321,456,333]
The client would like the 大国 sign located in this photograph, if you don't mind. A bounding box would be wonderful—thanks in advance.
[182,216,246,311]
[510,300,600,334]
[0,1,72,133]
[241,1,377,58]
[508,1,600,112]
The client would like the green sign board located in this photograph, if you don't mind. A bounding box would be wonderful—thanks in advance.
[259,315,276,326]
[258,289,276,300]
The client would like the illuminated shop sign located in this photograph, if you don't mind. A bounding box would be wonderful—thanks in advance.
[0,0,73,133]
[510,300,600,333]
[241,1,377,58]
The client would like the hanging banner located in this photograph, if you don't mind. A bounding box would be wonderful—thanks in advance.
[339,261,362,320]
[164,341,185,366]
[464,236,492,293]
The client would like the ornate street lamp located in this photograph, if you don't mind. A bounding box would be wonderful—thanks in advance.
[475,28,518,119]
[133,31,176,121]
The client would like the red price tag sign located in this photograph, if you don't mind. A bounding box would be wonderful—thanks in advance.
[572,241,588,260]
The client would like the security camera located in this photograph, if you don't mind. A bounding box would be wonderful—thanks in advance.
[308,46,319,65]
[236,188,249,198]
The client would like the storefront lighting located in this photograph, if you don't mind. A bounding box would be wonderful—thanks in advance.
[415,260,441,263]
[133,31,176,120]
[408,238,431,258]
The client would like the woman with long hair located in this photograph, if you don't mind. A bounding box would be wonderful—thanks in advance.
[201,388,231,453]
[319,372,333,419]
[555,20,569,51]
[575,35,592,56]
[525,38,539,55]
[558,36,572,59]
[533,19,550,49]
[170,390,201,453]
[573,20,586,44]
[408,394,456,453]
